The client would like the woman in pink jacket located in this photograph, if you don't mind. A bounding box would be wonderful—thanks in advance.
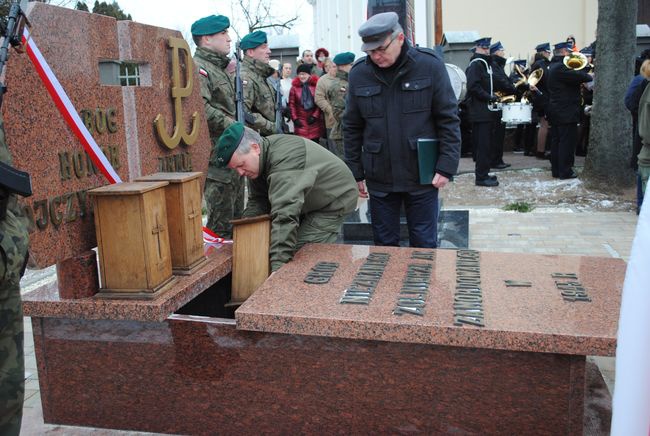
[289,64,325,142]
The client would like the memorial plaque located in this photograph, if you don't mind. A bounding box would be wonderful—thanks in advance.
[237,244,625,355]
[2,3,211,267]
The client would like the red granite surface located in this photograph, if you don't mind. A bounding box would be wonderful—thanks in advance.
[22,244,231,322]
[56,250,99,299]
[237,244,625,356]
[32,315,586,435]
[2,3,210,268]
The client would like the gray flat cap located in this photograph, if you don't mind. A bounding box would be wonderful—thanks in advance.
[359,12,399,51]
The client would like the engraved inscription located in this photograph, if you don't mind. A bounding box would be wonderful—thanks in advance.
[340,252,390,305]
[553,273,591,302]
[393,263,432,316]
[453,249,485,327]
[304,262,339,284]
[411,251,435,261]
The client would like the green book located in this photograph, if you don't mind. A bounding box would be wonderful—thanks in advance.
[417,138,439,184]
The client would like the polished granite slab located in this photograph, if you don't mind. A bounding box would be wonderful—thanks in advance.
[22,244,231,322]
[237,244,625,355]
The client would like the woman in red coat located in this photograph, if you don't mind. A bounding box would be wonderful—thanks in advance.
[289,64,325,142]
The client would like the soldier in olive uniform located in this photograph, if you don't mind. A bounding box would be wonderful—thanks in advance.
[238,31,277,136]
[191,15,244,238]
[320,52,355,159]
[0,113,31,436]
[215,123,358,271]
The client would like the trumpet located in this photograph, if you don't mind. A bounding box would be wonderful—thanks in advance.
[563,52,589,70]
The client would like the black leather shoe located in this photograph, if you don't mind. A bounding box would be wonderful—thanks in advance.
[475,178,499,187]
[492,163,511,169]
[560,172,578,180]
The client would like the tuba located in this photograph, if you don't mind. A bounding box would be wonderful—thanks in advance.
[527,68,543,86]
[563,52,588,70]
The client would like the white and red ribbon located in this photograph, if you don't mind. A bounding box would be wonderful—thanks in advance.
[21,28,229,245]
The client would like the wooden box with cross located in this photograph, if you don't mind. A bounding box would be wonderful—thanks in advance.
[135,172,206,275]
[89,182,176,298]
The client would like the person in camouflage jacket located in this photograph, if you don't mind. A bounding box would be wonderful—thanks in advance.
[0,112,30,436]
[320,52,355,158]
[238,31,277,137]
[191,14,244,238]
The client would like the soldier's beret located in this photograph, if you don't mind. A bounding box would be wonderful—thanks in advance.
[358,12,399,52]
[474,37,492,48]
[333,52,355,65]
[191,15,230,36]
[535,42,551,52]
[240,31,267,50]
[554,42,572,51]
[489,41,504,54]
[216,122,245,168]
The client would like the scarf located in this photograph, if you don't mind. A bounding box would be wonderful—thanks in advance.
[301,81,314,111]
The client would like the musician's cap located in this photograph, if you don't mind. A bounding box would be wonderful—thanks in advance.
[240,30,267,50]
[474,37,492,48]
[554,41,572,51]
[535,42,551,52]
[580,47,594,56]
[191,15,230,36]
[216,122,245,168]
[489,41,504,54]
[514,59,527,68]
[333,52,355,65]
[358,12,399,52]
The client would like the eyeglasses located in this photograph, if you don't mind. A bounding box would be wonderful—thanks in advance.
[366,33,397,55]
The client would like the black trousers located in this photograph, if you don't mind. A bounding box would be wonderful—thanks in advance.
[472,121,492,180]
[490,120,506,166]
[550,123,577,178]
[369,190,439,247]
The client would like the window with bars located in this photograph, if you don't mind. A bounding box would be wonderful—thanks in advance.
[118,62,140,86]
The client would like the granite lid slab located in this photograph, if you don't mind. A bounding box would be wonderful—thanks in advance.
[236,244,625,356]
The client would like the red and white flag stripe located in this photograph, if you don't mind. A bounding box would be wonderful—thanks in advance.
[21,28,229,245]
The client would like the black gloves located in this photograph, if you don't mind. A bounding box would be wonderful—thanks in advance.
[307,115,316,125]
[293,119,303,128]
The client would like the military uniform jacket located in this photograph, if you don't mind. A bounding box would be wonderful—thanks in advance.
[343,45,461,192]
[546,55,593,125]
[193,47,237,180]
[323,70,349,141]
[239,56,277,136]
[314,74,336,129]
[243,135,357,270]
[0,115,29,290]
[465,53,495,123]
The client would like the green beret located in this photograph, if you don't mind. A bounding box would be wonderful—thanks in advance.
[216,122,245,167]
[333,52,355,65]
[240,30,267,50]
[191,15,230,36]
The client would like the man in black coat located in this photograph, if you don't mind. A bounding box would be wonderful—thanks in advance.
[465,37,499,186]
[489,41,516,169]
[546,41,593,179]
[343,12,460,247]
[531,43,553,159]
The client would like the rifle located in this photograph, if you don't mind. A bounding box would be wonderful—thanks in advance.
[0,0,32,207]
[274,76,287,134]
[233,41,250,125]
[0,0,29,109]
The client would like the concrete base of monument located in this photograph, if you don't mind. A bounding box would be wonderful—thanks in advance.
[22,243,623,434]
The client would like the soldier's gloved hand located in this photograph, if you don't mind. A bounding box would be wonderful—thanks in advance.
[307,115,316,125]
[244,111,256,125]
[293,119,303,128]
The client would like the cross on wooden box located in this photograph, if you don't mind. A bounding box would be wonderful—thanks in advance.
[135,172,207,275]
[88,182,176,299]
